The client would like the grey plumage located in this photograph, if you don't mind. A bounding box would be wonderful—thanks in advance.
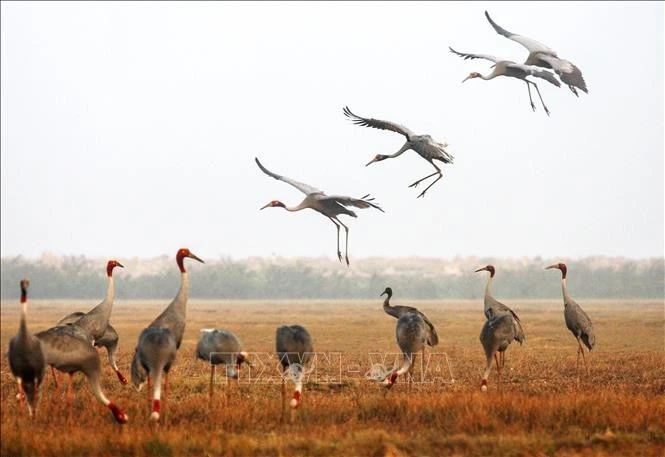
[276,324,313,411]
[343,106,454,199]
[547,262,595,370]
[479,313,518,391]
[8,279,46,418]
[380,287,439,347]
[384,312,428,390]
[256,157,384,266]
[196,329,249,401]
[449,46,561,116]
[485,10,588,96]
[475,265,525,344]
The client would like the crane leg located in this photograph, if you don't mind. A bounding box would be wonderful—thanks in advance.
[409,162,443,198]
[326,216,343,263]
[225,371,231,408]
[524,81,537,112]
[281,372,286,423]
[209,364,215,404]
[576,336,589,372]
[16,379,25,411]
[51,366,59,390]
[65,373,74,404]
[335,218,351,266]
[529,80,551,116]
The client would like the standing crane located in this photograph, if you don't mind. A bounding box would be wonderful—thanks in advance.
[479,313,519,392]
[196,328,250,404]
[35,323,128,423]
[475,265,525,368]
[130,247,204,422]
[276,324,313,420]
[343,106,454,199]
[546,262,595,371]
[449,46,561,115]
[380,287,439,366]
[8,279,46,418]
[56,259,127,384]
[255,157,384,266]
[484,10,588,96]
[383,312,428,392]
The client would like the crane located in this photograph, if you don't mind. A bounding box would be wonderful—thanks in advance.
[383,312,428,392]
[475,265,525,368]
[35,323,128,423]
[8,279,46,418]
[546,262,595,371]
[56,259,127,384]
[130,247,203,422]
[196,328,250,404]
[449,46,561,115]
[276,324,313,420]
[343,106,454,199]
[479,313,519,392]
[255,157,384,266]
[485,10,588,96]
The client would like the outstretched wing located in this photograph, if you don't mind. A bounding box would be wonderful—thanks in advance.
[537,54,588,94]
[448,46,501,64]
[343,106,414,139]
[320,194,385,213]
[255,157,322,196]
[485,10,556,55]
[507,63,561,87]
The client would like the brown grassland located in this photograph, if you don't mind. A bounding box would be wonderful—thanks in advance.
[1,298,664,457]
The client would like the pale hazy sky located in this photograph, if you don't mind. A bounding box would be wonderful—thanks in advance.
[1,1,663,262]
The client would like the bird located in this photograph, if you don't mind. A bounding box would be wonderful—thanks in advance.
[255,157,384,266]
[474,265,525,368]
[8,279,46,418]
[130,247,204,422]
[55,259,127,385]
[484,10,588,96]
[380,286,439,352]
[449,46,561,115]
[383,312,428,391]
[276,324,313,419]
[479,313,519,392]
[196,328,250,404]
[35,323,128,423]
[343,106,454,199]
[546,262,595,371]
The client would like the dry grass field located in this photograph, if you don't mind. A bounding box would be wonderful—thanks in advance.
[1,298,664,456]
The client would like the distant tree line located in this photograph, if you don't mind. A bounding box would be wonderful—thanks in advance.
[1,256,663,300]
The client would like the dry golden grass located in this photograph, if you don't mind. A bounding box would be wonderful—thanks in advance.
[1,298,664,456]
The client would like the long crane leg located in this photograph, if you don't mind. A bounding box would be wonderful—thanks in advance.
[333,217,351,266]
[576,336,589,372]
[527,80,551,116]
[524,81,537,112]
[208,364,215,403]
[408,163,443,198]
[326,216,343,263]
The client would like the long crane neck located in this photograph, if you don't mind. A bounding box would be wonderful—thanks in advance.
[105,273,115,304]
[170,270,190,318]
[561,277,574,305]
[483,275,494,305]
[387,142,412,158]
[19,286,28,337]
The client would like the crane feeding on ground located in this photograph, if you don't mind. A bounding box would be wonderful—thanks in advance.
[383,312,428,392]
[276,324,313,420]
[449,46,561,115]
[255,157,384,266]
[343,106,454,199]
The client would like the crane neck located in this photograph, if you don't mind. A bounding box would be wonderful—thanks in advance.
[19,295,28,336]
[387,142,411,158]
[480,72,497,81]
[561,277,573,305]
[105,274,115,304]
[484,275,494,301]
[171,271,190,316]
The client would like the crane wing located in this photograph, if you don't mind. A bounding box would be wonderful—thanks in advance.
[448,46,501,64]
[343,106,414,138]
[506,63,561,87]
[320,194,385,213]
[255,157,322,196]
[537,54,588,94]
[485,11,556,55]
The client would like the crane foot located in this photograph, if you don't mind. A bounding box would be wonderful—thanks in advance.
[337,251,343,263]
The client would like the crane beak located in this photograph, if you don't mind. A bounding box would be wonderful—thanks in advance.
[260,202,272,210]
[462,75,472,83]
[545,264,558,270]
[116,262,125,269]
[474,267,486,273]
[366,158,379,167]
[188,252,205,264]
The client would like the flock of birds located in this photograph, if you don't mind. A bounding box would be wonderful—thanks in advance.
[8,251,595,424]
[256,11,587,266]
[7,11,592,425]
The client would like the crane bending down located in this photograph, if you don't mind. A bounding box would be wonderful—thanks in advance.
[485,10,588,96]
[343,106,454,198]
[475,265,525,368]
[546,262,595,371]
[449,46,561,115]
[8,279,46,418]
[255,157,384,266]
[196,329,250,404]
[383,312,428,391]
[276,324,313,419]
[56,260,127,385]
[130,248,204,422]
[479,313,519,392]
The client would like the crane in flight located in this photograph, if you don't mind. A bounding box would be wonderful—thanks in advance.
[255,157,384,266]
[343,106,454,198]
[484,10,588,96]
[449,46,561,115]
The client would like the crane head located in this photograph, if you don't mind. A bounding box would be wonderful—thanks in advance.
[20,278,30,294]
[176,248,205,268]
[380,287,393,297]
[366,154,388,166]
[474,265,495,277]
[546,262,567,278]
[107,260,124,276]
[462,72,481,83]
[260,200,286,210]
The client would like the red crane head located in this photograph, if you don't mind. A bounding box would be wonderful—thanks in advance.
[260,200,286,210]
[106,260,124,277]
[20,279,30,303]
[366,154,389,166]
[176,248,204,272]
[474,265,495,277]
[546,262,567,279]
